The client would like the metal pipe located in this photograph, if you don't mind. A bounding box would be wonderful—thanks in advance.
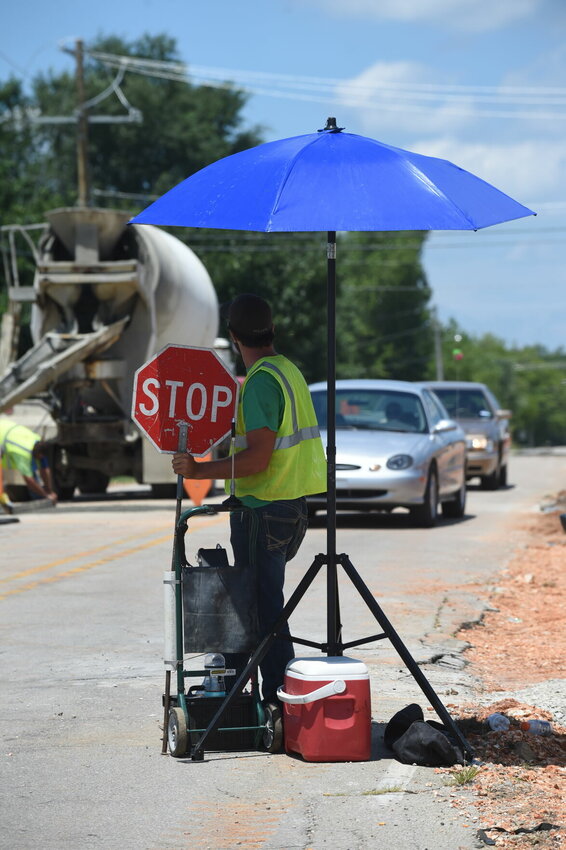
[173,422,188,695]
[326,231,341,656]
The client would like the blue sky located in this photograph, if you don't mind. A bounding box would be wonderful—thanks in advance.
[2,0,565,351]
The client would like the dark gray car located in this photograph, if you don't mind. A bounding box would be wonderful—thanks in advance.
[416,381,511,489]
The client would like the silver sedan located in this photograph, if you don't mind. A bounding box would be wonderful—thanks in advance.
[308,379,467,526]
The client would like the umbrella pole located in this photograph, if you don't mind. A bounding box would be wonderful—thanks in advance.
[326,231,341,656]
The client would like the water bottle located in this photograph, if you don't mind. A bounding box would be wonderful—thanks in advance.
[203,653,226,696]
[486,712,510,732]
[520,719,552,736]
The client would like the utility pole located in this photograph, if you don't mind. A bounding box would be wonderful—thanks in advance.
[432,307,444,380]
[4,39,141,207]
[75,39,90,207]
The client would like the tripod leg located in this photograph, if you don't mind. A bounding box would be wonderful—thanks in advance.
[340,554,474,759]
[334,578,343,652]
[191,554,326,759]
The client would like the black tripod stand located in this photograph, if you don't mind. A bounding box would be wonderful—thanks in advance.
[189,230,473,762]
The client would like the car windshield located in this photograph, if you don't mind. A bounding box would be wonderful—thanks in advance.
[311,389,428,433]
[432,388,493,420]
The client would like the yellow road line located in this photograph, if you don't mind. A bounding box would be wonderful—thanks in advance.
[0,514,227,601]
[0,523,170,584]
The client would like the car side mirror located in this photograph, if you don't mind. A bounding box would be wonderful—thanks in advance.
[432,418,458,434]
[496,409,512,419]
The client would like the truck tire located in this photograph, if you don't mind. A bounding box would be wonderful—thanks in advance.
[78,471,109,495]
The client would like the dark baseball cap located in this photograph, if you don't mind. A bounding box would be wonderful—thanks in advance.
[222,293,273,338]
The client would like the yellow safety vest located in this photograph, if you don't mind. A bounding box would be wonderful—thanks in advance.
[228,355,327,502]
[0,419,39,477]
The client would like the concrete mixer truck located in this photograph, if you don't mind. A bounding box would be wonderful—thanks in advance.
[0,207,225,499]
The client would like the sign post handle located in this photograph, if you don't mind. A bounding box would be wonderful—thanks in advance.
[172,420,189,566]
[162,421,189,755]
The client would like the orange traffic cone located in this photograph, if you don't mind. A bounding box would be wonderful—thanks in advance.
[182,453,213,506]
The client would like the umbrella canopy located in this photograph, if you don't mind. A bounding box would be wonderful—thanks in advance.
[131,123,534,232]
[131,120,534,658]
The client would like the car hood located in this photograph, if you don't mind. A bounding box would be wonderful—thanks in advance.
[454,418,498,436]
[320,428,432,463]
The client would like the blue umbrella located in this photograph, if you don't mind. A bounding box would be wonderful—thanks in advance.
[130,117,533,664]
[132,120,533,232]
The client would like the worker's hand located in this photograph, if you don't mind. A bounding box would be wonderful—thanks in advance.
[172,452,198,479]
[47,491,58,505]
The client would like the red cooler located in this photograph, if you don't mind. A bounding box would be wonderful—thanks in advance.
[277,656,371,762]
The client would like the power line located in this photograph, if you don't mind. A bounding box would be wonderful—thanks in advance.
[86,51,566,120]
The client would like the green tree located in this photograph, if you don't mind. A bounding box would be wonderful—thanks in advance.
[189,230,329,383]
[31,34,262,206]
[437,323,566,446]
[189,229,433,384]
[336,231,432,380]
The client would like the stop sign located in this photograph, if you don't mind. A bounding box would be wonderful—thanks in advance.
[132,344,239,456]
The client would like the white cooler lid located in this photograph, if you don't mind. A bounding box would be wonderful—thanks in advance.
[285,656,368,679]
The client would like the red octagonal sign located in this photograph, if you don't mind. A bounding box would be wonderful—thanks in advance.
[132,345,239,456]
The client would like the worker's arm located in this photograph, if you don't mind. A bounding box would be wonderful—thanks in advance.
[172,427,276,480]
[38,464,57,501]
[23,474,58,503]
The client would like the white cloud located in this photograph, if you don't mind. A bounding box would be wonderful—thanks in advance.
[333,60,566,207]
[335,62,476,135]
[412,137,566,204]
[307,0,543,32]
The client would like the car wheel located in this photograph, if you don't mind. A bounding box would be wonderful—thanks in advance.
[480,463,500,491]
[410,467,439,527]
[498,464,508,487]
[441,481,466,519]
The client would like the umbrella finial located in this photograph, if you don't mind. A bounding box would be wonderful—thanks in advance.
[318,117,344,133]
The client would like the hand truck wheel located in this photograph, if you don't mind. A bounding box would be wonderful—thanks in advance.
[262,702,283,753]
[167,706,188,758]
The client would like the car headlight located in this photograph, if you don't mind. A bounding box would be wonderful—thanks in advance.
[466,435,494,451]
[386,454,413,470]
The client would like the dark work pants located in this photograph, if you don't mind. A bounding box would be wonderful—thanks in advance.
[224,497,308,702]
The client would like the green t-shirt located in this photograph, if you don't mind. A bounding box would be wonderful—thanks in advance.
[238,369,284,508]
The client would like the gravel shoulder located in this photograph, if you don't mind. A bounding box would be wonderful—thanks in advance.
[435,492,566,848]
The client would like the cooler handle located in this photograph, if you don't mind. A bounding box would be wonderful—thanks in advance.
[277,679,346,705]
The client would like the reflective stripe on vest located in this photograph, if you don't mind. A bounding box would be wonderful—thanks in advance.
[234,360,321,451]
[235,424,321,451]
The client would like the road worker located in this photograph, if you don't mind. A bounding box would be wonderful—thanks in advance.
[172,293,326,709]
[0,417,57,504]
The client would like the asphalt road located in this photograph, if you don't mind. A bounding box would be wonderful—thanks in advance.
[1,451,564,850]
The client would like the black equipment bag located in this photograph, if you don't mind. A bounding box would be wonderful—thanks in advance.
[176,507,260,654]
[383,703,464,766]
[181,542,259,653]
